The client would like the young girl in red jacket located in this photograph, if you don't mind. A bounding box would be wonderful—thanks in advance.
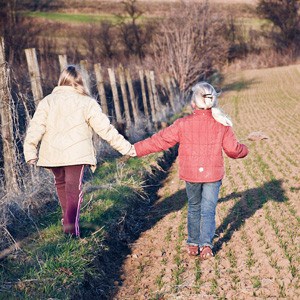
[134,82,248,259]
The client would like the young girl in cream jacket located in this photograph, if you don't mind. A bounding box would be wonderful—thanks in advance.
[24,65,136,237]
[134,82,248,259]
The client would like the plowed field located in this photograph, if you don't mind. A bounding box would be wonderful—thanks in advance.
[114,64,300,299]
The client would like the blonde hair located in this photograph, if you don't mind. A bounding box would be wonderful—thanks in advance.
[58,65,90,96]
[192,82,233,127]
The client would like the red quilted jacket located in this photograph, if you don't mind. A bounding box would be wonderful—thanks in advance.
[134,109,248,182]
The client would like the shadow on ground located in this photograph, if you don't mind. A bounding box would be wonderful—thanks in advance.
[214,179,286,253]
[222,78,257,93]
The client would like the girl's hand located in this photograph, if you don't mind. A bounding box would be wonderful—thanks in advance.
[28,158,37,165]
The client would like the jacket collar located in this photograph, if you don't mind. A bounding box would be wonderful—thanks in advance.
[52,86,77,93]
[193,109,212,116]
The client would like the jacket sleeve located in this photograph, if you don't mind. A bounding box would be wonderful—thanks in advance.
[134,120,180,157]
[222,126,249,159]
[23,99,49,162]
[86,99,132,155]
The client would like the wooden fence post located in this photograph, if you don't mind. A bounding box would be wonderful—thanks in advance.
[171,77,178,94]
[138,70,149,118]
[94,63,108,115]
[145,70,156,123]
[118,65,131,127]
[0,37,19,193]
[150,70,160,112]
[108,68,122,124]
[125,68,139,122]
[80,59,91,93]
[166,75,176,111]
[24,48,43,107]
[58,54,68,72]
[125,69,140,123]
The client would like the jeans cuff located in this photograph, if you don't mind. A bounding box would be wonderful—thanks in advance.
[199,243,212,249]
[186,242,198,246]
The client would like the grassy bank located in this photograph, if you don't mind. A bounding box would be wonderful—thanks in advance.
[0,151,176,299]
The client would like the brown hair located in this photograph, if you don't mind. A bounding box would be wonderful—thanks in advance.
[58,65,90,96]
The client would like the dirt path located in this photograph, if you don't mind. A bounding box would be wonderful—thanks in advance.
[114,64,300,300]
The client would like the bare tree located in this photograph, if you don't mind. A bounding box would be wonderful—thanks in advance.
[81,25,99,64]
[118,0,156,61]
[0,1,43,65]
[224,15,248,61]
[82,22,117,63]
[257,0,300,51]
[97,22,117,60]
[151,2,229,92]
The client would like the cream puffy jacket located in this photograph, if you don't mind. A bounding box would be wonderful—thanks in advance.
[24,86,132,169]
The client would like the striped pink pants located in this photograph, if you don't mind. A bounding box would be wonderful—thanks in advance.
[51,165,85,237]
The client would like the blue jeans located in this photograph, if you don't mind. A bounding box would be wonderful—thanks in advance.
[186,180,222,248]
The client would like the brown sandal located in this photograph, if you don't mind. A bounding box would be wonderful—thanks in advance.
[199,246,214,260]
[187,245,199,256]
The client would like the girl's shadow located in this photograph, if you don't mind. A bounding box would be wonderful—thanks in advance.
[214,179,286,253]
[146,179,286,255]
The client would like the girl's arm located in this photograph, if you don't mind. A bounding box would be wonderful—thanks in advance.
[23,99,49,163]
[86,99,132,155]
[222,126,248,159]
[134,121,180,157]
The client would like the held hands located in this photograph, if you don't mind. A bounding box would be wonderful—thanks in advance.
[118,145,137,164]
[127,145,137,157]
